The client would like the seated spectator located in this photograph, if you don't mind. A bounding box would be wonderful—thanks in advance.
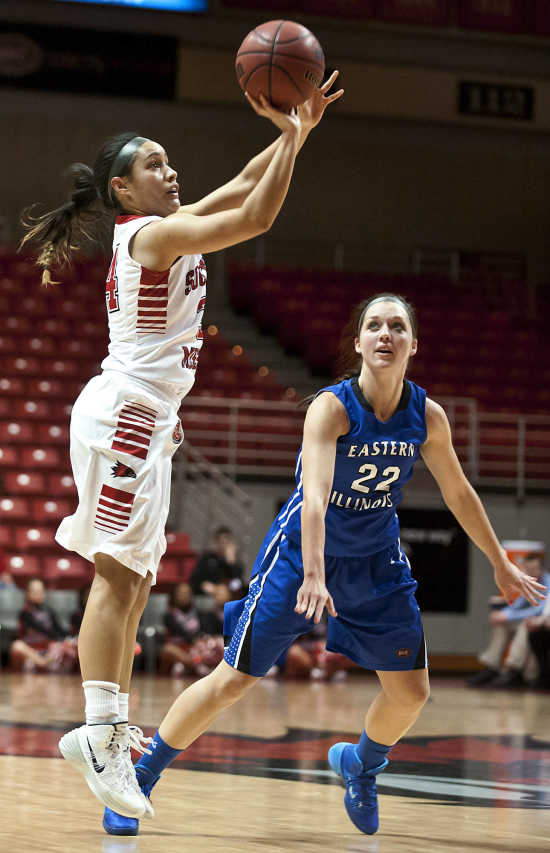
[467,553,550,688]
[267,618,354,682]
[527,590,550,689]
[160,582,223,677]
[190,527,246,600]
[10,578,77,673]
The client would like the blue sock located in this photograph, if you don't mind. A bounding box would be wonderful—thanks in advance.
[135,731,182,781]
[356,731,392,772]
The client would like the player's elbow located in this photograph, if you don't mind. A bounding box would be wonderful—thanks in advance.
[241,205,274,236]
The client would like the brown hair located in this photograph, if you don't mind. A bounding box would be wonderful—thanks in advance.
[19,131,142,286]
[299,292,417,407]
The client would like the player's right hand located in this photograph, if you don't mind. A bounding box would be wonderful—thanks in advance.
[245,92,301,135]
[295,576,338,624]
[494,557,546,606]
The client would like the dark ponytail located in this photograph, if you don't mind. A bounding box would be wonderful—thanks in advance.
[19,131,142,286]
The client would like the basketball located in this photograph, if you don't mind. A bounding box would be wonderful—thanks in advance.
[235,20,325,112]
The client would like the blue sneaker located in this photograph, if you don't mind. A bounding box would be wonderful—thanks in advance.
[328,741,388,835]
[103,769,160,836]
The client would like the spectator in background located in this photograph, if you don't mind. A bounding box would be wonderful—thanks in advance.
[161,582,223,677]
[10,578,77,673]
[0,549,14,588]
[527,590,550,689]
[268,618,354,682]
[467,553,549,688]
[190,527,246,600]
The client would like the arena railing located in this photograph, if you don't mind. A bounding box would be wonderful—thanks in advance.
[178,395,550,499]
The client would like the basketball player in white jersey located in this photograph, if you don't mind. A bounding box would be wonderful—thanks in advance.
[19,74,344,818]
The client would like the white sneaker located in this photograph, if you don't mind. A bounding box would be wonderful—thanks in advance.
[58,723,147,818]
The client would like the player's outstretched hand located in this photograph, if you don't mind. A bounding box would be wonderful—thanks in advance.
[297,70,344,131]
[295,577,338,624]
[494,558,547,606]
[245,92,301,135]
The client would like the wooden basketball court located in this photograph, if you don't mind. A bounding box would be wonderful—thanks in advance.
[1,672,549,852]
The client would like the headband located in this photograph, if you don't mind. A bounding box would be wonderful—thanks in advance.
[107,136,148,204]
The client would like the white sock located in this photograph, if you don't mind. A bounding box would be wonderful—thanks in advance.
[83,680,120,726]
[117,692,129,725]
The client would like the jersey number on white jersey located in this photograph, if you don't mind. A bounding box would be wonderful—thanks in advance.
[106,247,120,313]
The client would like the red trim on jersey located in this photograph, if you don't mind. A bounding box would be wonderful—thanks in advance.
[140,267,170,284]
[115,215,148,224]
[137,266,169,333]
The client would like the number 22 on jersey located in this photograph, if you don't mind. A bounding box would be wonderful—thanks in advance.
[105,247,120,313]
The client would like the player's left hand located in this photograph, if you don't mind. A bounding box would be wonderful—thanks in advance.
[298,70,344,130]
[295,576,338,624]
[494,557,546,606]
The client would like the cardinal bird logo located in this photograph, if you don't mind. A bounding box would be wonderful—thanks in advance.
[172,420,183,444]
[111,460,136,478]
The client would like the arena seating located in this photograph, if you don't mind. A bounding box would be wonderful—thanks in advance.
[221,1,550,39]
[229,264,550,415]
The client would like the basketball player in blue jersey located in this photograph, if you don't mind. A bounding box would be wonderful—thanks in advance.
[104,293,544,837]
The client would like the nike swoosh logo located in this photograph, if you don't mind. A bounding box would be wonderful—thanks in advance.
[87,738,106,774]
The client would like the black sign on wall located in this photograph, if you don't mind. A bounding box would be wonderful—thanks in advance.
[459,81,534,121]
[398,508,469,614]
[0,25,177,99]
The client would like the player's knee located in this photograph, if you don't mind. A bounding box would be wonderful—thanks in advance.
[398,680,430,712]
[92,557,143,612]
[211,663,258,706]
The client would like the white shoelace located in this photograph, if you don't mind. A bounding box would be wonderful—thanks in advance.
[127,725,153,756]
[102,727,145,797]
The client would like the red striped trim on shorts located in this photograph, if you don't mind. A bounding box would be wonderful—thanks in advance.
[110,401,157,460]
[94,484,135,534]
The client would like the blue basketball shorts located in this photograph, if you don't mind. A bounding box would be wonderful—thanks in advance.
[223,523,427,678]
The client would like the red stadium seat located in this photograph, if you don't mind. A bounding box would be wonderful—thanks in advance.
[5,316,32,334]
[14,525,57,551]
[0,525,13,548]
[0,496,30,523]
[165,531,192,556]
[0,421,35,443]
[5,553,42,582]
[156,557,183,585]
[43,555,91,588]
[41,359,79,378]
[35,422,70,445]
[32,498,72,523]
[0,335,17,354]
[25,378,67,398]
[21,446,62,469]
[0,376,26,396]
[19,336,56,357]
[15,399,53,421]
[4,471,47,495]
[47,473,76,497]
[3,357,41,376]
[0,445,20,467]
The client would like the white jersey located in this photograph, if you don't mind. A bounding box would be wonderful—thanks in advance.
[101,214,206,403]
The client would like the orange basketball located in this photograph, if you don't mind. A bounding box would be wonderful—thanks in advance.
[235,20,325,112]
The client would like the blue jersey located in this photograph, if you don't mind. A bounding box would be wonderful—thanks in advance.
[277,377,427,557]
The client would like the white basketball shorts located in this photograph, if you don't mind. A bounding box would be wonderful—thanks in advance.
[55,370,184,584]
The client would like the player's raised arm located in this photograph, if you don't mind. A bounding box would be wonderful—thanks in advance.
[420,398,546,605]
[181,71,344,217]
[132,100,300,269]
[295,392,349,623]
